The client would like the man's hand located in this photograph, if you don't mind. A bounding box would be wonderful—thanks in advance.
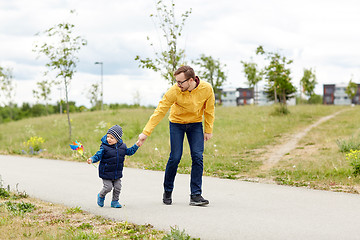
[137,133,148,147]
[204,133,213,141]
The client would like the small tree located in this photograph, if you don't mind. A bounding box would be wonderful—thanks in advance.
[346,78,358,103]
[0,66,16,119]
[241,59,263,104]
[33,10,87,139]
[135,0,192,85]
[33,79,54,114]
[86,83,101,110]
[193,54,227,102]
[256,46,296,106]
[300,68,317,102]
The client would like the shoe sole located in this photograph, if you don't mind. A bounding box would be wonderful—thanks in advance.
[189,201,209,206]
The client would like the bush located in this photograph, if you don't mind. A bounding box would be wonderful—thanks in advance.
[2,201,36,215]
[162,226,199,240]
[346,150,360,176]
[271,104,290,116]
[336,137,360,152]
[22,136,45,155]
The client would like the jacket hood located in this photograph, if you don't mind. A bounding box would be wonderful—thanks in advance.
[101,134,123,146]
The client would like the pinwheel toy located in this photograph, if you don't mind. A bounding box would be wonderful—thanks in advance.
[70,141,96,168]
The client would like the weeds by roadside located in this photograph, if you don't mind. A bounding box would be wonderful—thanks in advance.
[0,176,197,239]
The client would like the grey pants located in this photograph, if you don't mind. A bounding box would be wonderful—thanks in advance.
[99,178,122,201]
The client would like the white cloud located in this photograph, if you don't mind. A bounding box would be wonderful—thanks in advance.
[2,0,360,108]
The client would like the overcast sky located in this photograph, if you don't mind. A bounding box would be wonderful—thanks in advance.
[1,0,360,107]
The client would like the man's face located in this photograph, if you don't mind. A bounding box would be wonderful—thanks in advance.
[106,134,118,145]
[175,73,191,92]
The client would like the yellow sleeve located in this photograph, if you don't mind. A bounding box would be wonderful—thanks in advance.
[203,87,215,134]
[142,88,176,136]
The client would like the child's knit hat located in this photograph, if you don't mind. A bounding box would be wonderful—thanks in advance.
[107,125,123,142]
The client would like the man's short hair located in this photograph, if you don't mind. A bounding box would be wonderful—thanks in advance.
[174,65,195,80]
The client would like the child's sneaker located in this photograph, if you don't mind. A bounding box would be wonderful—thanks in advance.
[111,200,122,208]
[97,194,105,207]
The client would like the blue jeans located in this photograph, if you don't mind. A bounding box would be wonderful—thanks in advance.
[164,122,204,195]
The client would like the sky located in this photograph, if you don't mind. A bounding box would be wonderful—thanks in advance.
[1,0,360,107]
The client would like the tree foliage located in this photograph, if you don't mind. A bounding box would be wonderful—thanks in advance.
[0,66,16,119]
[86,83,101,110]
[346,78,358,101]
[135,0,192,85]
[193,54,227,101]
[241,59,263,104]
[33,79,54,114]
[256,46,296,105]
[0,66,16,107]
[33,10,87,139]
[300,68,317,98]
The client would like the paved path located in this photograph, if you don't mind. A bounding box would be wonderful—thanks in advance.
[1,155,360,240]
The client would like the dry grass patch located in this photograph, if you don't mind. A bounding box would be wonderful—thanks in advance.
[266,106,360,193]
[0,196,165,240]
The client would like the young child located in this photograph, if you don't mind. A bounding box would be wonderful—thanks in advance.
[87,124,140,208]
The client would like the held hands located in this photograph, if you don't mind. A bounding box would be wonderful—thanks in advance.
[137,133,148,147]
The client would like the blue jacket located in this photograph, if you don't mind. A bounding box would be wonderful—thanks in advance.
[90,135,139,180]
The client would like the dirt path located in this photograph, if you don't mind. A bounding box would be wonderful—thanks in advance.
[260,109,349,171]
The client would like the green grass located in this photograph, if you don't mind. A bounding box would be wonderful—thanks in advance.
[271,106,360,192]
[0,105,348,180]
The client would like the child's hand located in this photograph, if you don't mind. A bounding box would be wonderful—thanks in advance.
[136,140,141,147]
[87,158,92,164]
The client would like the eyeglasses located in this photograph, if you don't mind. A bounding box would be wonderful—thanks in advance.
[176,77,191,85]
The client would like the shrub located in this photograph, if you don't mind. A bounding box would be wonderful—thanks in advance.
[2,201,36,215]
[336,137,360,153]
[22,136,45,155]
[346,150,360,176]
[162,226,199,240]
[271,104,290,116]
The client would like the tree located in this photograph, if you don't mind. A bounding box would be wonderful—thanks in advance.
[86,83,101,110]
[241,59,263,104]
[300,68,317,99]
[0,66,16,119]
[193,54,227,102]
[135,0,192,85]
[256,46,296,105]
[33,10,87,139]
[345,78,358,103]
[33,79,54,115]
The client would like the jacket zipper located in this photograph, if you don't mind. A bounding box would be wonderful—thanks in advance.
[115,144,119,179]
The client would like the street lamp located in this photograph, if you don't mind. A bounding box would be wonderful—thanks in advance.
[94,61,103,110]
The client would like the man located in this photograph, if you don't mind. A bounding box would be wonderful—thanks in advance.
[137,65,215,206]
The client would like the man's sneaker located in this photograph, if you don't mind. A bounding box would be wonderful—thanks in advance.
[163,191,172,205]
[190,194,209,206]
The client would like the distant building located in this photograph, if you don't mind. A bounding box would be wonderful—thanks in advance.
[323,83,360,105]
[236,88,254,105]
[219,88,239,107]
[217,87,296,106]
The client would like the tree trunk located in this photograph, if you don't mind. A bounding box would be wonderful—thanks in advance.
[64,79,72,140]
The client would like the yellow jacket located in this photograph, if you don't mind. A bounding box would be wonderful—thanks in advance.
[143,80,215,136]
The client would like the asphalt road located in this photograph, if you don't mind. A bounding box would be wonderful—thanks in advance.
[1,154,360,240]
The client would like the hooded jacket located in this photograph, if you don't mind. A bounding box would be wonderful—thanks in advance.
[90,135,139,180]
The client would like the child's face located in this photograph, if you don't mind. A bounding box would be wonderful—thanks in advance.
[106,134,118,145]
